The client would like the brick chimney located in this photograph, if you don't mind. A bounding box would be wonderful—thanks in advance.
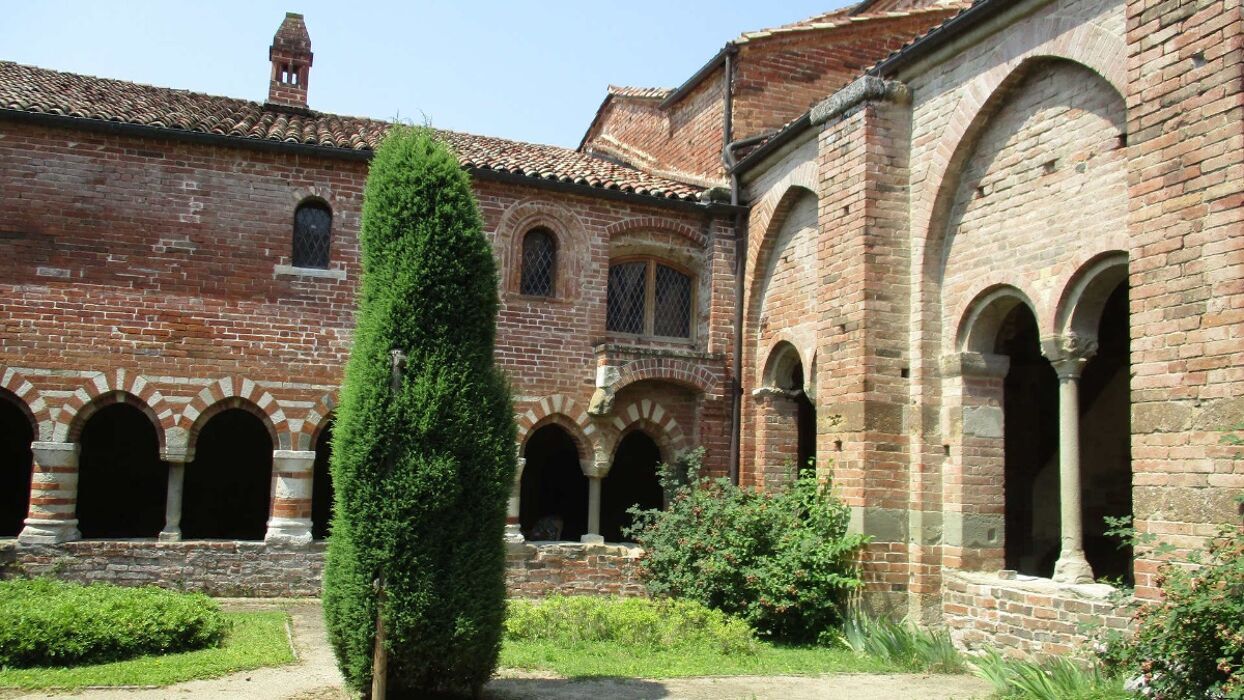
[267,12,313,109]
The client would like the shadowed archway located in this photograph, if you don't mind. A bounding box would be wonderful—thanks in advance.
[182,408,272,540]
[77,403,166,539]
[603,430,663,543]
[0,397,33,537]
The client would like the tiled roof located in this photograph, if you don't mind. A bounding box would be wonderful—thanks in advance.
[736,1,971,43]
[0,61,704,202]
[607,85,672,100]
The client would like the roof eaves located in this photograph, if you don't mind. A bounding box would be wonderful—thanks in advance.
[658,45,733,109]
[868,0,1000,77]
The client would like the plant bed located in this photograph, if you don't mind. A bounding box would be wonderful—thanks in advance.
[0,610,292,690]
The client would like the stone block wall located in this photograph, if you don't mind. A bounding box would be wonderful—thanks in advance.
[0,539,648,599]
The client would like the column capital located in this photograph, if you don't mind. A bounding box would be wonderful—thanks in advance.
[30,441,80,466]
[1041,334,1098,379]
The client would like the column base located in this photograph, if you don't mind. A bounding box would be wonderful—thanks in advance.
[264,518,313,547]
[1052,549,1095,584]
[18,518,81,545]
[579,534,604,545]
[158,528,182,543]
[504,523,525,544]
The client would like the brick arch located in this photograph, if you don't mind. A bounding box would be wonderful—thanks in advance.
[603,399,690,465]
[496,199,588,300]
[180,376,288,450]
[1054,251,1129,343]
[955,284,1040,354]
[0,367,51,440]
[294,392,338,451]
[515,394,596,462]
[53,370,174,447]
[607,359,717,398]
[748,163,818,250]
[604,217,706,248]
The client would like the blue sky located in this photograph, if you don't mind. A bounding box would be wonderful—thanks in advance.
[2,1,852,148]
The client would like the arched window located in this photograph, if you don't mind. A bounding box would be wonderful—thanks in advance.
[292,200,332,269]
[607,259,692,339]
[520,227,557,297]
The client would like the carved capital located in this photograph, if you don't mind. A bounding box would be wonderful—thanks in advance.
[1041,334,1098,379]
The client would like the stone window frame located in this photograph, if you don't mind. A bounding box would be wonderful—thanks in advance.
[605,256,696,343]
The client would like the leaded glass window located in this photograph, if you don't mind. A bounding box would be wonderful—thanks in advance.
[292,201,332,269]
[520,228,556,297]
[607,262,646,334]
[606,259,693,339]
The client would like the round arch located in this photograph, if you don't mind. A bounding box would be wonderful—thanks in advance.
[187,396,279,452]
[956,285,1041,354]
[1055,252,1129,343]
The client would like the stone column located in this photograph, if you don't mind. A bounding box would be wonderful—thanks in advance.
[1044,335,1097,584]
[158,445,193,542]
[504,457,526,543]
[18,442,81,544]
[581,455,606,544]
[265,450,315,547]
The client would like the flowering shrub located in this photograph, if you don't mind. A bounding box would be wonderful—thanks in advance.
[624,449,868,644]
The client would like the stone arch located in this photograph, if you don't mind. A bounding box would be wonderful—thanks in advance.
[515,395,596,461]
[604,217,706,248]
[496,199,588,300]
[761,340,806,390]
[181,377,286,450]
[603,399,689,467]
[294,392,338,451]
[956,285,1041,354]
[1055,252,1129,343]
[607,359,717,398]
[0,367,49,440]
[54,370,173,448]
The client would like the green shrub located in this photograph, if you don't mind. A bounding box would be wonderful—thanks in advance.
[841,612,964,674]
[625,449,868,644]
[505,596,757,655]
[1102,502,1244,699]
[0,579,226,668]
[322,126,516,696]
[971,649,1129,700]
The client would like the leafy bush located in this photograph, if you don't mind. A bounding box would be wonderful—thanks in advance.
[841,612,964,674]
[1102,501,1244,699]
[0,579,226,668]
[625,449,868,644]
[505,596,757,655]
[971,649,1129,700]
[322,127,516,695]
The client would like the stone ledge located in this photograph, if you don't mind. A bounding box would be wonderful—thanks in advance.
[273,264,347,280]
[946,569,1122,600]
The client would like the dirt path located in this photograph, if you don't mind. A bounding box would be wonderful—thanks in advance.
[7,601,992,700]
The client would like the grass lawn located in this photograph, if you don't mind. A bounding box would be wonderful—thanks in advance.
[0,611,293,690]
[500,639,894,678]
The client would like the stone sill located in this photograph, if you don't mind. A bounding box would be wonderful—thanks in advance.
[507,540,643,558]
[274,264,347,280]
[946,569,1124,601]
[594,342,724,362]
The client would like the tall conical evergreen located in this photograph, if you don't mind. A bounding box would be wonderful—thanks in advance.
[323,127,516,696]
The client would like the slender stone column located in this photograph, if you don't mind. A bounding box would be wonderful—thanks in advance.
[158,446,193,542]
[265,450,315,547]
[18,442,81,544]
[1044,335,1097,584]
[504,457,526,543]
[581,456,605,544]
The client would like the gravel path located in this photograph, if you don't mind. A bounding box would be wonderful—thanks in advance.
[5,601,992,700]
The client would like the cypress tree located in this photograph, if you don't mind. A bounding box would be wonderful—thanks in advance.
[323,127,516,697]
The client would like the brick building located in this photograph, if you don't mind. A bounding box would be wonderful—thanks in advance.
[1,0,1240,656]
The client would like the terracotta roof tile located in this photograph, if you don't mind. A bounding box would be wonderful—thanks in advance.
[0,61,704,202]
[606,85,673,100]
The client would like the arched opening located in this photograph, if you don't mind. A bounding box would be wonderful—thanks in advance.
[791,360,816,477]
[0,398,33,537]
[311,419,334,541]
[520,424,587,541]
[997,304,1060,578]
[603,430,663,543]
[182,409,272,540]
[77,403,166,538]
[1079,282,1132,583]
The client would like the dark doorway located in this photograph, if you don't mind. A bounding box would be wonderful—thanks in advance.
[791,360,816,477]
[182,409,272,540]
[603,430,663,543]
[77,403,166,539]
[311,420,334,541]
[520,425,587,541]
[1080,282,1133,583]
[0,397,33,537]
[997,304,1060,578]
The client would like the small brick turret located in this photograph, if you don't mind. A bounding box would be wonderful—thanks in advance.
[267,12,312,109]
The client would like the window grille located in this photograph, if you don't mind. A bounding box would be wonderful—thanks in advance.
[607,262,647,334]
[653,264,692,338]
[520,228,556,297]
[292,202,332,269]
